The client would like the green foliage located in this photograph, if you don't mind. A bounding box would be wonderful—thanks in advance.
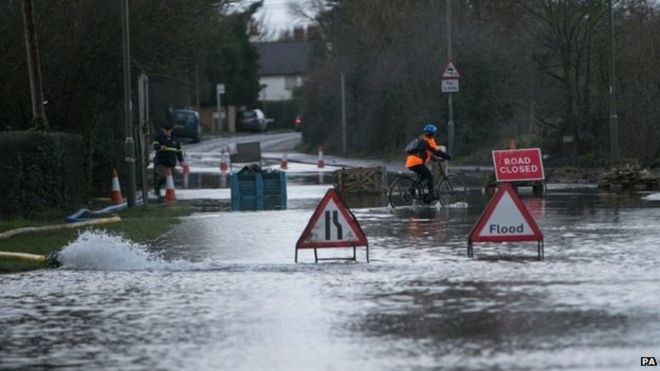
[204,2,263,107]
[262,100,300,130]
[0,0,263,197]
[0,131,87,217]
[300,0,660,164]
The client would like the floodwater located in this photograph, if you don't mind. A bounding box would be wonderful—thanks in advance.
[2,179,660,370]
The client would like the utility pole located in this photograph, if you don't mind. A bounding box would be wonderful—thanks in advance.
[216,83,225,132]
[121,0,137,207]
[341,72,347,157]
[138,73,149,206]
[21,0,48,129]
[446,0,455,156]
[195,64,200,109]
[607,0,619,161]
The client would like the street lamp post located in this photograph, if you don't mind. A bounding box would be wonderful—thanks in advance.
[607,0,619,161]
[446,0,455,156]
[121,0,137,207]
[21,0,48,128]
[341,72,347,157]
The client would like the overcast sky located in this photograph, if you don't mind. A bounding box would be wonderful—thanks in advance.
[253,0,313,35]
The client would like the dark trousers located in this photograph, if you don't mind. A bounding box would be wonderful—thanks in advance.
[409,164,434,195]
[153,164,169,196]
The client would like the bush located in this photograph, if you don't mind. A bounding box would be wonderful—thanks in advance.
[0,131,88,217]
[260,100,300,131]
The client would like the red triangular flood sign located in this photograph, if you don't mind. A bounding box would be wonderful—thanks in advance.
[469,183,543,243]
[296,189,368,249]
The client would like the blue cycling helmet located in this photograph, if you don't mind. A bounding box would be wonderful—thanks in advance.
[423,123,437,135]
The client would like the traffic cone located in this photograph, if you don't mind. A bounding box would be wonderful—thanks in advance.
[509,140,517,149]
[280,149,288,170]
[111,168,123,204]
[182,164,190,188]
[220,172,228,188]
[164,168,176,202]
[317,146,325,169]
[220,148,229,173]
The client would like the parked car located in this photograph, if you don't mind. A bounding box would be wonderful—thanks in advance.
[294,115,302,132]
[170,109,201,142]
[236,109,270,132]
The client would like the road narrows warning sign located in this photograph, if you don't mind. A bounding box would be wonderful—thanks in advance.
[296,189,368,263]
[468,183,543,259]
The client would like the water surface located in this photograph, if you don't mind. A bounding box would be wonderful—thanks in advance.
[2,186,659,370]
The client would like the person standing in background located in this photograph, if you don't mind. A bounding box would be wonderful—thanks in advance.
[152,122,185,199]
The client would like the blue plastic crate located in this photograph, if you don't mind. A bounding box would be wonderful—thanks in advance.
[230,171,287,211]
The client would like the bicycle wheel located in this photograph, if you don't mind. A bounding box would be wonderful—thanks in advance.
[388,176,419,208]
[437,175,467,207]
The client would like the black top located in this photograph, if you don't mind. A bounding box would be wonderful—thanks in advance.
[152,132,183,167]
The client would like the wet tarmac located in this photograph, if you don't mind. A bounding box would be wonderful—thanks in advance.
[1,179,660,370]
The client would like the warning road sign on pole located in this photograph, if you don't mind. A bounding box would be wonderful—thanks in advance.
[468,183,544,259]
[441,61,461,79]
[441,61,461,93]
[296,189,369,263]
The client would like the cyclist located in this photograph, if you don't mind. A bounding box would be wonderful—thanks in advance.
[405,123,451,201]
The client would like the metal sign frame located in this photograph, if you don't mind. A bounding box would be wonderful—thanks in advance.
[295,189,369,263]
[468,183,544,260]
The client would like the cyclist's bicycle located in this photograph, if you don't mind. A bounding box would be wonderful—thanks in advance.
[388,160,467,208]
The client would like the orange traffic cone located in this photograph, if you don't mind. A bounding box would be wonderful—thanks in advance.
[280,149,288,170]
[220,148,229,173]
[111,168,124,204]
[165,168,176,202]
[317,146,325,169]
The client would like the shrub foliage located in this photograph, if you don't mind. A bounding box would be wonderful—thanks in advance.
[0,131,87,217]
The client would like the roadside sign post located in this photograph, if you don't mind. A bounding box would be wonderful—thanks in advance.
[295,189,369,263]
[216,83,225,132]
[441,61,460,157]
[137,73,150,205]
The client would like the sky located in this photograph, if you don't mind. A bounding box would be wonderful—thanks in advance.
[253,0,314,36]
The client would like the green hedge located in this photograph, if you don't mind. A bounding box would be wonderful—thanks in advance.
[0,131,88,217]
[260,100,300,131]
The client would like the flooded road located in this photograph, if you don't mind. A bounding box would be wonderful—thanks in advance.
[2,182,660,370]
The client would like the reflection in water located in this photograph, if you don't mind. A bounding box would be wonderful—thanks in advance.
[1,186,660,370]
[522,197,545,219]
[170,172,231,189]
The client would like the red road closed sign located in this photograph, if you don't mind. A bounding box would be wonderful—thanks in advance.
[492,148,545,182]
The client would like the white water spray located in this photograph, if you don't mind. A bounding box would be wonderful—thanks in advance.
[56,231,198,271]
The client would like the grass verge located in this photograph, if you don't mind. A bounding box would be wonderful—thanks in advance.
[0,203,194,273]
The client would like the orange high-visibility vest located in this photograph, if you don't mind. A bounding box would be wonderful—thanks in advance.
[405,136,440,168]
